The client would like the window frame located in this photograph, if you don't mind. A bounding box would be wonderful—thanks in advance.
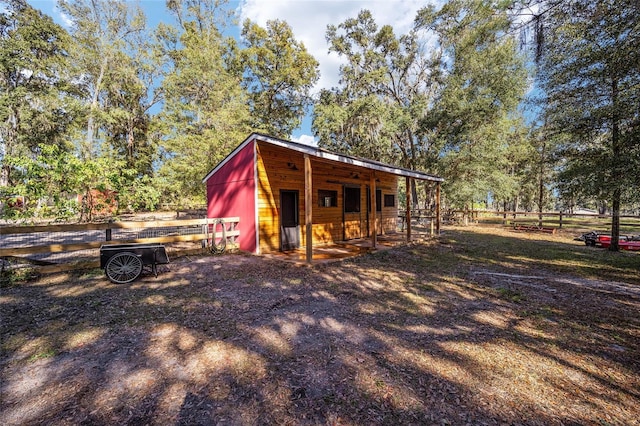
[384,194,395,207]
[317,189,338,207]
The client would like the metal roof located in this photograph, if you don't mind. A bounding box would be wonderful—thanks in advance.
[203,132,444,183]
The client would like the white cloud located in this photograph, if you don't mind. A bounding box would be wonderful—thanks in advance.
[56,9,74,28]
[291,134,318,146]
[238,0,434,93]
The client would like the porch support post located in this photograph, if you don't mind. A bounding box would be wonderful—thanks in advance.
[370,172,377,249]
[304,154,313,263]
[406,176,412,242]
[435,181,441,235]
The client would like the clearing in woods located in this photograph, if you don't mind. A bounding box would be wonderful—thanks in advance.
[1,226,639,425]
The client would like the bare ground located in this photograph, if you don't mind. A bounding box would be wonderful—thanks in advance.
[1,226,639,425]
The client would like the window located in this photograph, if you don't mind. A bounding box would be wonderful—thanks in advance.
[384,194,395,207]
[318,189,337,207]
[344,186,360,213]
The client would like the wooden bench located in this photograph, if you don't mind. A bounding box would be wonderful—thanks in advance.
[513,223,557,234]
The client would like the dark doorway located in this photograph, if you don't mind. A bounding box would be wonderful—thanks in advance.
[280,190,300,251]
[343,185,363,240]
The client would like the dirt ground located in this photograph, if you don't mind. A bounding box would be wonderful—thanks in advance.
[1,226,639,425]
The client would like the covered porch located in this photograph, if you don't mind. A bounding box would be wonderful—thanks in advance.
[281,208,440,264]
[301,151,443,263]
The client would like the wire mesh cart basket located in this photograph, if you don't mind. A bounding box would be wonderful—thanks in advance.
[100,243,170,284]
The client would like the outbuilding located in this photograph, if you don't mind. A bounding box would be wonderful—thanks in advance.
[202,133,443,262]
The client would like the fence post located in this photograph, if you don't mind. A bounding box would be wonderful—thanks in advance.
[559,211,563,229]
[106,219,112,241]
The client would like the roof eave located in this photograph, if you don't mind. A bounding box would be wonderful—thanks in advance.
[203,132,444,183]
[253,133,444,182]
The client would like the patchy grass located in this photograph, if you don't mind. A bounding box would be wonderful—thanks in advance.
[27,349,57,362]
[0,265,39,288]
[496,287,525,303]
[1,225,639,425]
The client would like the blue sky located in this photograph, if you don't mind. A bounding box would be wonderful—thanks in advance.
[27,0,436,144]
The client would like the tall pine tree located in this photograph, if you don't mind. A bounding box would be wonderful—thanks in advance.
[0,0,79,217]
[240,19,319,138]
[416,0,529,209]
[538,0,640,250]
[156,0,250,203]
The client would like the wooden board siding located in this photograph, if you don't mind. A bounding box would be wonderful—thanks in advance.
[256,141,399,253]
[256,142,304,252]
[206,140,257,253]
[376,177,399,236]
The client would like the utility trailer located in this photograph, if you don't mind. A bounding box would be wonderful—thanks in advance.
[100,243,169,283]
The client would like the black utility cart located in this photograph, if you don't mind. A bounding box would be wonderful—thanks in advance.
[100,243,170,284]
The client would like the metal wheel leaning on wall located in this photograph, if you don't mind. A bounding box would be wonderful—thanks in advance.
[209,218,227,254]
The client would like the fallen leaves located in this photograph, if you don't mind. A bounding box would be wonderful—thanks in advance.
[1,226,639,425]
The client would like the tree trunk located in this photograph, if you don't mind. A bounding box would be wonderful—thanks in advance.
[406,130,420,210]
[85,56,108,160]
[610,188,621,251]
[127,116,135,165]
[464,203,469,226]
[609,78,621,251]
[423,182,434,211]
[411,179,419,210]
[0,164,9,188]
[503,201,508,225]
[538,185,544,226]
[538,140,546,227]
[1,109,19,187]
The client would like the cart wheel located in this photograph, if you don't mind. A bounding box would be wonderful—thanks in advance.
[105,252,143,283]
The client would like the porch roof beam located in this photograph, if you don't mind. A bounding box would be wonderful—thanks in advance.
[246,133,444,183]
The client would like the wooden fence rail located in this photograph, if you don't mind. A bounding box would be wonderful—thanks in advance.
[444,210,640,232]
[0,217,239,274]
[397,214,438,236]
[398,210,640,233]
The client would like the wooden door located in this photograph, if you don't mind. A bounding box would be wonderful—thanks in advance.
[280,190,300,251]
[343,185,363,240]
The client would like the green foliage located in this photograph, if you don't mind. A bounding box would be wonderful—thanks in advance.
[1,144,75,220]
[0,0,320,217]
[0,265,38,287]
[156,2,251,204]
[59,0,162,175]
[116,175,161,212]
[539,0,640,246]
[418,0,529,208]
[6,0,636,222]
[314,2,529,210]
[314,9,437,173]
[58,0,140,159]
[0,0,76,190]
[241,19,319,138]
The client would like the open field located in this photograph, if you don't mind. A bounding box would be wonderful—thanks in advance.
[1,226,639,425]
[472,211,640,234]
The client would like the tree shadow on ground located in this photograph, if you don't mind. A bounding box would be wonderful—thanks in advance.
[1,227,639,425]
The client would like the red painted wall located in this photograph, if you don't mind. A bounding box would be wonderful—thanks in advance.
[206,140,257,253]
